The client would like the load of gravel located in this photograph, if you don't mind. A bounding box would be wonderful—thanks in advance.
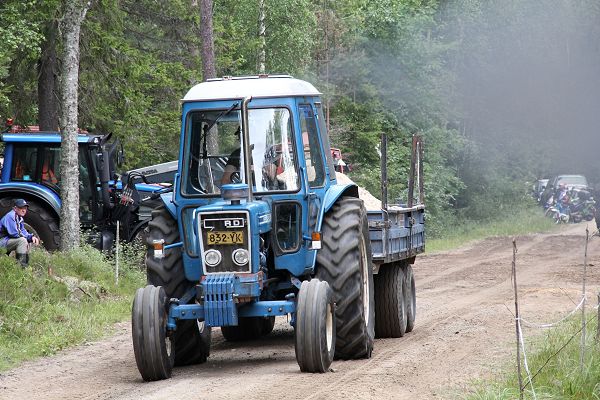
[335,172,382,210]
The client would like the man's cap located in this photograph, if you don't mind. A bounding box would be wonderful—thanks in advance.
[14,199,29,208]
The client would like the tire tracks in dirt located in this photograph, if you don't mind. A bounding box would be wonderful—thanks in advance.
[1,224,599,400]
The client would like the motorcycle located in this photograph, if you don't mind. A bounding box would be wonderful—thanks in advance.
[567,189,596,223]
[545,202,570,224]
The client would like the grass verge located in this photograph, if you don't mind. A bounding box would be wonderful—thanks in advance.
[463,316,600,399]
[0,243,145,371]
[427,207,559,253]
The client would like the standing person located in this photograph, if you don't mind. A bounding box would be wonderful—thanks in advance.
[0,199,40,267]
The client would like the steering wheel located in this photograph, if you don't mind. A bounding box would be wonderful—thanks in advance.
[230,171,241,184]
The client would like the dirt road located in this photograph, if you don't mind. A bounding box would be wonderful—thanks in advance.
[1,223,599,400]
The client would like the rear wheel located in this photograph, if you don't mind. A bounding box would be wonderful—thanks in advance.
[316,197,375,359]
[374,263,407,338]
[145,205,211,366]
[221,316,275,341]
[132,285,173,381]
[0,198,60,251]
[295,279,335,373]
[403,264,416,333]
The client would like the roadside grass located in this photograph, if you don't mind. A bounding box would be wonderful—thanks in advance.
[0,243,145,371]
[427,207,559,253]
[463,316,600,399]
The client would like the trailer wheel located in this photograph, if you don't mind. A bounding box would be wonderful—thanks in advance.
[403,264,416,333]
[374,263,407,338]
[295,279,336,372]
[145,205,211,366]
[132,285,173,381]
[316,197,375,359]
[0,198,60,251]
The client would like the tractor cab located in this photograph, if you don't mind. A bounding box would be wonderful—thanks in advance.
[173,75,340,282]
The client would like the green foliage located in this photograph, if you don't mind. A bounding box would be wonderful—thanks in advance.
[0,0,49,120]
[427,205,556,253]
[464,317,600,399]
[3,0,599,237]
[0,244,145,370]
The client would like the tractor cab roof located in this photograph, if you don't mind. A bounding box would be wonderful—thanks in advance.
[183,75,321,102]
[1,131,105,145]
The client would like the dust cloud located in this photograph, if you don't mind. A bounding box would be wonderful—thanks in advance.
[443,0,600,184]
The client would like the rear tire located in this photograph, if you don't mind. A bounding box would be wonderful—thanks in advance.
[374,263,407,338]
[0,198,60,251]
[145,205,211,366]
[220,317,263,341]
[403,264,416,333]
[295,279,336,373]
[132,285,173,381]
[261,316,276,336]
[316,197,375,359]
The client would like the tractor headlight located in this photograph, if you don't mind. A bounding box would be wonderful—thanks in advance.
[204,249,222,267]
[232,248,249,266]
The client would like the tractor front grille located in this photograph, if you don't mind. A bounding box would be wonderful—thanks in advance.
[198,211,251,274]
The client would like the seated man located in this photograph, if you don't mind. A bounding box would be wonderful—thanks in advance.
[221,147,241,185]
[0,199,40,267]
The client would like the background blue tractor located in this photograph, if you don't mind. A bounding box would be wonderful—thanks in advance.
[0,124,165,250]
[132,75,425,380]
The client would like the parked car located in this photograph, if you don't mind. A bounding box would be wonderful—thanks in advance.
[540,174,589,207]
[532,178,549,203]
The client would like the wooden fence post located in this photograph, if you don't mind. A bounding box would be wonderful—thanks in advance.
[512,238,524,400]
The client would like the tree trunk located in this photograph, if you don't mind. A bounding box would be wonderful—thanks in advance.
[258,0,266,74]
[200,0,216,80]
[58,0,92,251]
[38,20,59,131]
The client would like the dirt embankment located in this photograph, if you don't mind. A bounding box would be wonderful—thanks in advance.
[1,223,599,400]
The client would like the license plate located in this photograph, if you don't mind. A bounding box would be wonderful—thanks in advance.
[207,231,244,245]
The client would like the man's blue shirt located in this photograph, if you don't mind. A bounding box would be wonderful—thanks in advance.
[0,210,33,247]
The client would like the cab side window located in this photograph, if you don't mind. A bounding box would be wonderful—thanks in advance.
[298,104,325,187]
[12,146,38,181]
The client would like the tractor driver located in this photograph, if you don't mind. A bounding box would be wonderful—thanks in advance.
[221,127,242,185]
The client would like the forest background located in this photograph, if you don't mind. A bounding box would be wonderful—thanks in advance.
[1,0,600,238]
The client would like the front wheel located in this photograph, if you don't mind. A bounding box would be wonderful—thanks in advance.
[132,285,173,381]
[295,279,336,373]
[145,205,211,366]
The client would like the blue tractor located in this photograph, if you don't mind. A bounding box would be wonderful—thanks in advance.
[132,75,425,380]
[0,126,164,250]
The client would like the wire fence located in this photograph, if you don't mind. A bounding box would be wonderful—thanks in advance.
[511,226,597,399]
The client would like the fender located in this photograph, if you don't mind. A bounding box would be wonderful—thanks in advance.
[316,182,359,231]
[0,183,61,215]
[160,192,177,219]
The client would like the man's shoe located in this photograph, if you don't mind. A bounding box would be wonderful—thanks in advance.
[16,253,28,267]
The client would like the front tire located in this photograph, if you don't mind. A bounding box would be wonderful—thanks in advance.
[132,285,173,381]
[316,197,375,359]
[145,205,211,366]
[295,279,336,373]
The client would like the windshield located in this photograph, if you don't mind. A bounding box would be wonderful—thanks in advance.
[182,107,299,195]
[557,175,587,186]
